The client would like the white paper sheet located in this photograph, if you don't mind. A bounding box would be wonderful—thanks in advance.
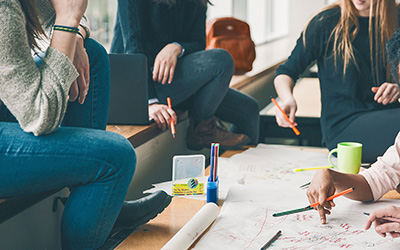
[193,184,400,250]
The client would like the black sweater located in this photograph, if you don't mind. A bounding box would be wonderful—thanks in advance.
[110,0,207,99]
[276,7,400,144]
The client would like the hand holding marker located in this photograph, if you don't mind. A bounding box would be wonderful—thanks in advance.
[271,97,300,136]
[273,188,354,217]
[167,97,176,138]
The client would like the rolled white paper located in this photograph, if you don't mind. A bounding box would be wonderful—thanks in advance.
[161,202,219,250]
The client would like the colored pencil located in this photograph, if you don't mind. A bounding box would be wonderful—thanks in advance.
[293,166,333,172]
[260,230,282,250]
[299,181,311,189]
[272,187,354,217]
[210,143,215,182]
[363,212,400,223]
[166,97,176,138]
[270,98,300,136]
[214,143,219,181]
[309,187,354,208]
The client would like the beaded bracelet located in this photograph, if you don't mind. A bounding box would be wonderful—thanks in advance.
[53,25,79,34]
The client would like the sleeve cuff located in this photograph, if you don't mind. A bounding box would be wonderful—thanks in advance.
[148,98,159,105]
[172,42,185,58]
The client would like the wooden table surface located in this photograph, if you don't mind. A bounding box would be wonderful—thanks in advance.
[115,147,400,250]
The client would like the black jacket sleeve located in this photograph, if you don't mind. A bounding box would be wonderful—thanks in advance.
[177,3,207,55]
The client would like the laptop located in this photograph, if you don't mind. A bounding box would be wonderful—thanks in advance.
[107,53,150,125]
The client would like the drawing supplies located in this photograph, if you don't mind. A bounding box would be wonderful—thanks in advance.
[273,187,354,217]
[363,212,400,223]
[208,143,219,204]
[260,230,282,250]
[300,181,311,189]
[210,143,215,182]
[293,166,333,172]
[270,97,300,136]
[309,187,354,208]
[166,97,176,138]
[273,206,313,217]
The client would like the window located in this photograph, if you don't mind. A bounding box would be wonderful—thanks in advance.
[85,0,333,51]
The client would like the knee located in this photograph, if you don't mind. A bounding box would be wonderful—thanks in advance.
[84,38,110,71]
[100,132,137,178]
[207,49,234,75]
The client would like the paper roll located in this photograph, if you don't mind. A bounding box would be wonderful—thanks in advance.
[161,202,219,250]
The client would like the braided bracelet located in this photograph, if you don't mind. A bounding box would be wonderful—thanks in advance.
[53,25,79,34]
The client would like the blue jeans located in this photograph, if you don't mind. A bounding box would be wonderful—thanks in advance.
[154,49,260,144]
[0,39,136,250]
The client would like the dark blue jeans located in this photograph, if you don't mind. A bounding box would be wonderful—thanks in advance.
[154,49,260,144]
[0,39,136,250]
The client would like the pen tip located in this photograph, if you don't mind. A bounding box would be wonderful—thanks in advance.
[172,134,175,138]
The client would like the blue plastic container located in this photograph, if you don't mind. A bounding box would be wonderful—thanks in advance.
[207,176,219,204]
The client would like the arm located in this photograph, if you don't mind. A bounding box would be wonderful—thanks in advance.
[273,12,328,128]
[307,168,373,224]
[177,3,207,55]
[0,1,85,135]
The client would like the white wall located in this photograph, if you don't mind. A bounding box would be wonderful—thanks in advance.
[288,0,328,38]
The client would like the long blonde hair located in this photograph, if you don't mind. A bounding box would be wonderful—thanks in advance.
[304,0,397,84]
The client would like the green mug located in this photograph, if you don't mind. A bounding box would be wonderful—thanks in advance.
[328,142,362,174]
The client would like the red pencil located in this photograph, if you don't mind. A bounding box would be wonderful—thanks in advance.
[271,98,300,136]
[166,97,176,138]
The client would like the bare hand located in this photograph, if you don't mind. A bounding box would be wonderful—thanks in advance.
[69,37,90,103]
[51,0,88,26]
[149,104,177,131]
[274,97,298,128]
[152,43,182,84]
[371,83,400,105]
[306,169,336,224]
[365,205,400,238]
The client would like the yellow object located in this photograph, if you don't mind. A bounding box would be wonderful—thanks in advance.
[293,166,333,172]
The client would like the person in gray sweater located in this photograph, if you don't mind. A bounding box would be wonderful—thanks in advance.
[0,0,171,249]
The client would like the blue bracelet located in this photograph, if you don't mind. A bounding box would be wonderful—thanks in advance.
[53,25,79,34]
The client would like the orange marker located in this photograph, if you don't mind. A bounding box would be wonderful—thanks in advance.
[167,97,176,138]
[271,98,300,136]
[309,187,354,208]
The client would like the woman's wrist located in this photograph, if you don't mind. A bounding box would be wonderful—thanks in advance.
[54,17,80,29]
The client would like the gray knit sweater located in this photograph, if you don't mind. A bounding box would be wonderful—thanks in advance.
[0,0,79,135]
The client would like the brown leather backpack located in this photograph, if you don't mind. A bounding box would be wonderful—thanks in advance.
[206,17,256,74]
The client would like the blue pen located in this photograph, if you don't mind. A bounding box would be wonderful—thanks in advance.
[210,143,215,182]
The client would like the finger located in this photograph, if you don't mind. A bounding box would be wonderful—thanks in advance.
[377,222,400,235]
[328,200,335,208]
[77,75,88,104]
[371,87,379,93]
[161,64,170,85]
[152,62,160,82]
[389,232,400,238]
[156,112,167,131]
[158,62,166,83]
[317,206,328,224]
[85,65,90,87]
[166,108,177,124]
[381,86,394,105]
[152,115,162,129]
[160,108,172,129]
[168,65,175,84]
[374,85,386,102]
[69,81,79,102]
